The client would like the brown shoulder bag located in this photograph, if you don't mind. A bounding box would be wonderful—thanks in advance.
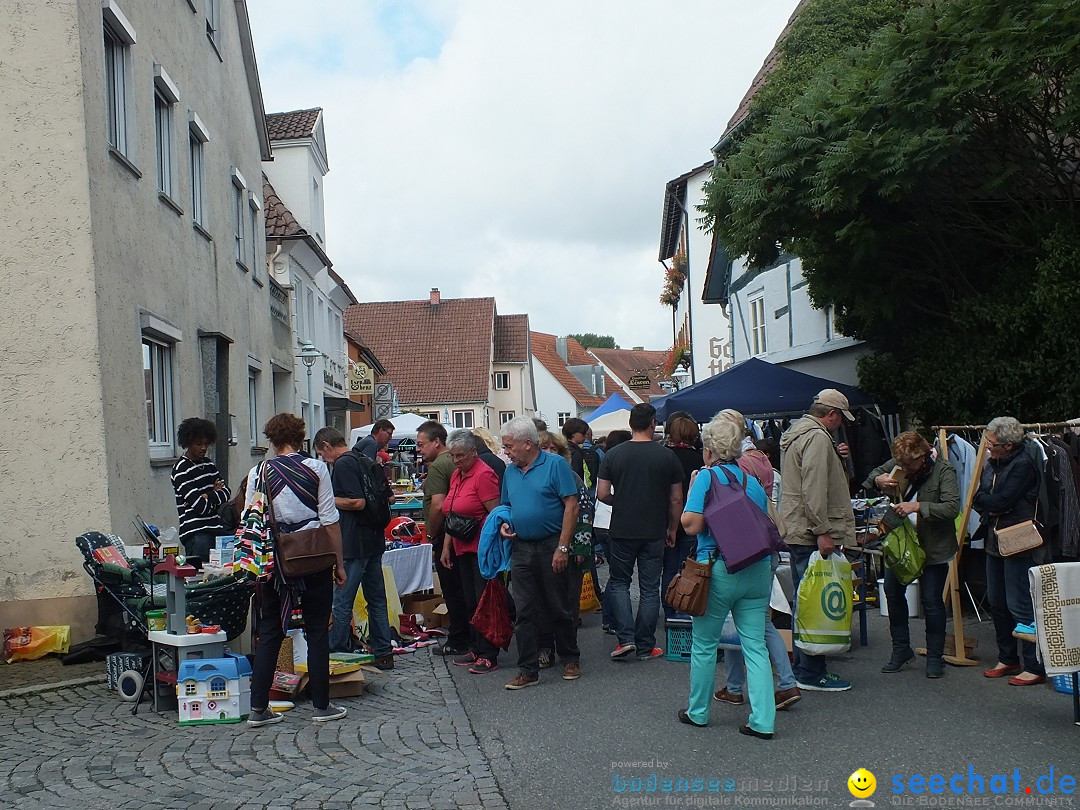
[664,557,713,616]
[266,482,338,578]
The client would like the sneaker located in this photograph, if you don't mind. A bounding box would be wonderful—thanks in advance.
[562,661,582,680]
[504,672,539,690]
[602,625,616,636]
[775,687,802,710]
[636,647,664,661]
[537,648,554,669]
[432,644,468,657]
[452,652,478,667]
[468,658,499,674]
[714,688,744,705]
[247,708,283,727]
[312,704,347,723]
[610,643,637,659]
[796,673,852,692]
[373,655,395,671]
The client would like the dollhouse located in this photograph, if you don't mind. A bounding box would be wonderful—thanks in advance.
[176,652,252,724]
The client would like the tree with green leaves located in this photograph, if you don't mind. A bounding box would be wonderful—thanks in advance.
[568,333,619,350]
[702,0,1080,424]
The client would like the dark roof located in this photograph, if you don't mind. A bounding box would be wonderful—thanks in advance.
[263,174,304,238]
[494,314,530,363]
[345,298,497,404]
[266,108,322,141]
[714,0,813,149]
[589,348,670,400]
[658,161,713,261]
[531,333,617,409]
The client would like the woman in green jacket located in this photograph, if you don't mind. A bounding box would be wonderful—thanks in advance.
[863,432,960,678]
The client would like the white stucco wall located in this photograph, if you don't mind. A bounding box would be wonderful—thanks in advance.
[262,142,326,248]
[487,362,535,426]
[532,362,578,426]
[1,0,281,636]
[673,170,731,383]
[729,256,866,385]
[0,0,111,618]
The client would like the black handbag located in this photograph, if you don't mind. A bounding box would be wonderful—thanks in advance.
[444,485,481,542]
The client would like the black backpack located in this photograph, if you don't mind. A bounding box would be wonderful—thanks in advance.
[571,444,601,494]
[349,449,393,531]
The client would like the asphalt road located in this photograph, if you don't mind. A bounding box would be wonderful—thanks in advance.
[448,576,1080,810]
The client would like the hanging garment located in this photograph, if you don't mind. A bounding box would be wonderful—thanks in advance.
[1050,439,1080,558]
[945,434,983,545]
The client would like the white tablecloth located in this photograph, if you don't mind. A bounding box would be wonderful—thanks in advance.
[384,543,433,595]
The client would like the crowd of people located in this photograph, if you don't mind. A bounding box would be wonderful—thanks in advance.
[170,392,1059,735]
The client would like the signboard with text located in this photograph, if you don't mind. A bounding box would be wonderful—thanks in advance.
[349,362,373,396]
[627,373,652,391]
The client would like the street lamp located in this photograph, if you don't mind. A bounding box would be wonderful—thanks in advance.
[670,364,691,391]
[297,342,321,442]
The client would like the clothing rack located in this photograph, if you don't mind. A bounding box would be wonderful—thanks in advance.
[933,419,1080,670]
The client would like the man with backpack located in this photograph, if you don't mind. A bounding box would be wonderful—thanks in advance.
[314,428,395,670]
[562,418,600,495]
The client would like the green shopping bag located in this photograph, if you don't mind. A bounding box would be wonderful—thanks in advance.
[880,518,925,586]
[793,551,853,655]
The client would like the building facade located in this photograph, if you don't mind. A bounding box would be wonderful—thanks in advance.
[0,0,282,635]
[531,333,618,427]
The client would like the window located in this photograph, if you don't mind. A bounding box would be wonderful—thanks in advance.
[499,411,515,425]
[231,169,246,268]
[103,4,136,157]
[749,294,767,356]
[421,412,439,422]
[184,682,197,696]
[248,368,259,446]
[305,290,315,340]
[143,337,175,455]
[154,92,172,195]
[311,177,323,242]
[294,279,304,335]
[188,113,209,226]
[452,410,474,429]
[557,412,571,427]
[208,677,228,698]
[493,372,510,391]
[249,195,261,279]
[205,0,219,45]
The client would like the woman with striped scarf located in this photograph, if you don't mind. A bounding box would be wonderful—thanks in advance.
[243,413,347,727]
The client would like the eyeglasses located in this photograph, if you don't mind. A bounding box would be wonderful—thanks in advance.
[986,439,1009,449]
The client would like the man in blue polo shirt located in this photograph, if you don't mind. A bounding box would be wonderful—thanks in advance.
[499,416,581,689]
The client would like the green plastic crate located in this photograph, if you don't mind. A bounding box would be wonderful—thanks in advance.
[666,621,693,662]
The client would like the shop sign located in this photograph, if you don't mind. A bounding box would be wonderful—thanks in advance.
[628,373,651,391]
[349,362,374,396]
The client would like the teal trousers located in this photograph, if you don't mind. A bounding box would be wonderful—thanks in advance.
[687,556,775,733]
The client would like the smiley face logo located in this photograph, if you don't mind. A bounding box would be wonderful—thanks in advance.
[847,768,876,799]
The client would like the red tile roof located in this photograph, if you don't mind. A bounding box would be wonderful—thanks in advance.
[494,314,530,363]
[263,174,305,238]
[345,297,496,404]
[266,108,322,141]
[531,332,618,409]
[589,348,670,400]
[718,0,812,143]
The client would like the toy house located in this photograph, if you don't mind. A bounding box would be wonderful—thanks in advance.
[176,652,251,725]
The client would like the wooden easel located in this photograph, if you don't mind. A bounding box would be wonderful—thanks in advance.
[936,428,985,666]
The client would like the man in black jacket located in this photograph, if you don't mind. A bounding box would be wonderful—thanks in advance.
[315,427,394,670]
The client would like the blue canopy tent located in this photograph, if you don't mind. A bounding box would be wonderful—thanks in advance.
[652,357,879,423]
[587,392,633,422]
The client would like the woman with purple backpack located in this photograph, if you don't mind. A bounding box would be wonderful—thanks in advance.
[677,415,775,740]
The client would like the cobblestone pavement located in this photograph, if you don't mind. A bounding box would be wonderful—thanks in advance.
[0,651,507,810]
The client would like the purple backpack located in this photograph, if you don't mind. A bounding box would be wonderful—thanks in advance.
[703,466,785,573]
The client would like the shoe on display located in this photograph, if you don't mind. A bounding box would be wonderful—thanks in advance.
[312,704,347,723]
[795,673,851,692]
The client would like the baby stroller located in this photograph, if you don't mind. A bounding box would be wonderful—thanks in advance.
[76,531,254,644]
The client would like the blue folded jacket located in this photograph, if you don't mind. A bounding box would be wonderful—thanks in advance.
[478,505,515,580]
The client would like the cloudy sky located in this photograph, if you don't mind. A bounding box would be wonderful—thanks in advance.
[247,1,800,350]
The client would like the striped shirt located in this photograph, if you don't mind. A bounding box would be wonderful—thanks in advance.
[171,456,230,541]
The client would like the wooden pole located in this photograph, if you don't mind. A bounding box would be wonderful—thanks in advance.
[940,431,987,667]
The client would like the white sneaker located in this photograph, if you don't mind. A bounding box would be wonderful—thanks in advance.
[312,704,348,722]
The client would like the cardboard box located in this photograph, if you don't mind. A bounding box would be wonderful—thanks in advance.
[402,594,444,628]
[298,668,366,699]
[430,603,449,629]
[269,670,301,701]
[777,629,793,654]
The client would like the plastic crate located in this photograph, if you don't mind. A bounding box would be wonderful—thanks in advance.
[1051,673,1078,695]
[666,621,693,662]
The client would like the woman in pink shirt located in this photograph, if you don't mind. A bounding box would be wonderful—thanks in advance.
[441,429,502,674]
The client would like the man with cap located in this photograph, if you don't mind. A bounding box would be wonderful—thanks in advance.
[778,389,857,692]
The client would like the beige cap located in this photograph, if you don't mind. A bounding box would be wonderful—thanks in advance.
[814,388,854,421]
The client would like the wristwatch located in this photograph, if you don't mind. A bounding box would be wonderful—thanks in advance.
[557,545,570,553]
